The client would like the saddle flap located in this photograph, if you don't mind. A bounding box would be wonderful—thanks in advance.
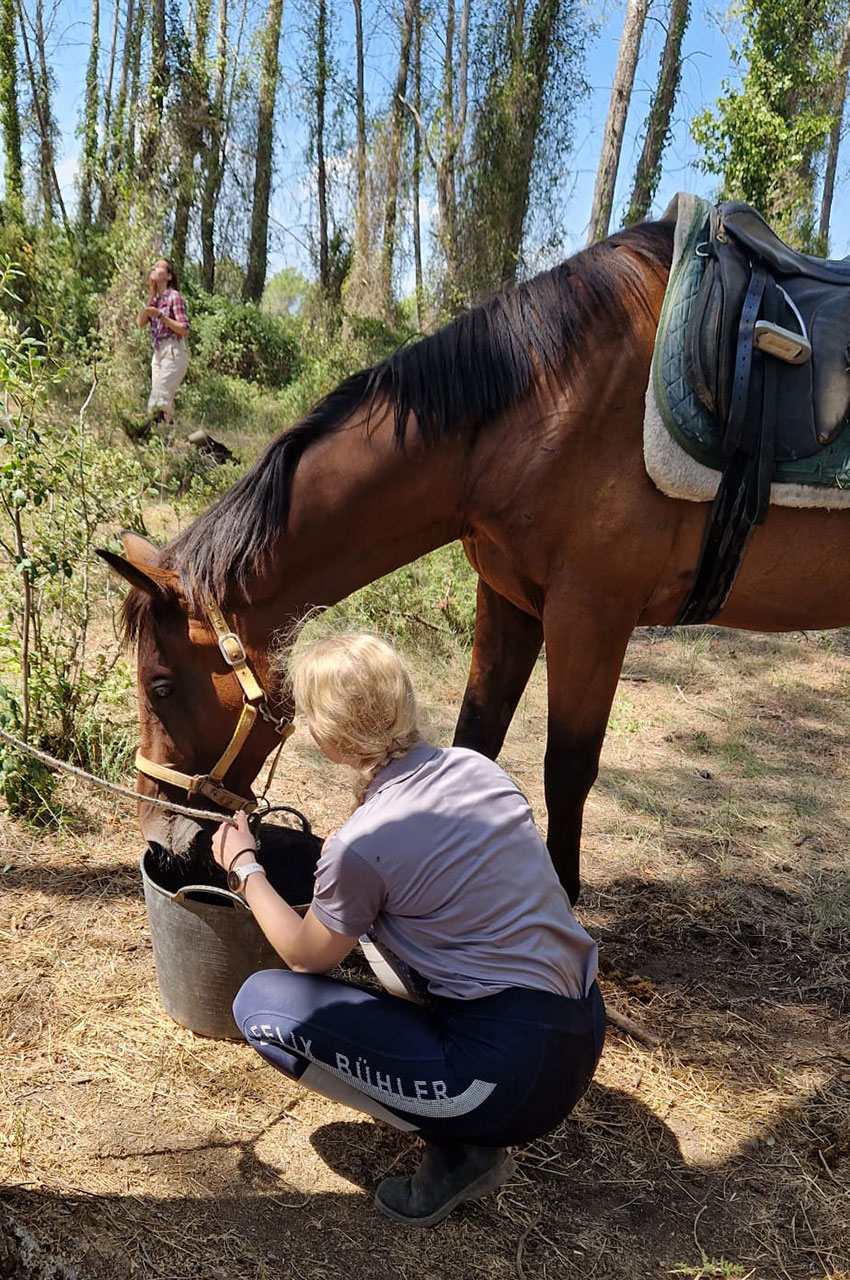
[684,204,850,461]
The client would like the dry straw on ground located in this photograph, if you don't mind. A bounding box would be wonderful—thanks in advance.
[1,626,848,1279]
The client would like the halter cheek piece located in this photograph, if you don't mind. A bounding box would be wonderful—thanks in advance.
[134,596,294,814]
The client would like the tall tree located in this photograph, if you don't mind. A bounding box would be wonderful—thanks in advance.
[200,0,227,290]
[139,0,166,175]
[692,0,836,249]
[243,0,284,301]
[315,0,329,296]
[33,0,57,217]
[79,0,100,227]
[172,0,211,274]
[404,0,470,302]
[379,0,415,316]
[459,0,564,296]
[99,0,135,220]
[625,0,689,224]
[587,0,648,244]
[0,0,23,211]
[411,0,424,326]
[16,0,68,227]
[818,7,850,250]
[125,0,144,180]
[352,0,367,269]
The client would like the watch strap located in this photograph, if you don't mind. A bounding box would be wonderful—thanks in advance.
[230,861,265,892]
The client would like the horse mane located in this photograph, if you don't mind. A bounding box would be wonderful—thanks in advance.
[161,220,674,606]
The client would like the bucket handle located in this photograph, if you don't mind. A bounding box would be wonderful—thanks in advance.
[173,882,253,912]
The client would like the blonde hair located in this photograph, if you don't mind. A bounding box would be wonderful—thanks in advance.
[288,633,420,800]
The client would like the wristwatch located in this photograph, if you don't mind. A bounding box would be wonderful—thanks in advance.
[227,861,266,894]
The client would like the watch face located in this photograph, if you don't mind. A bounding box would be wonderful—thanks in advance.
[227,868,242,892]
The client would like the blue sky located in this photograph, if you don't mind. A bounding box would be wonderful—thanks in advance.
[31,0,850,280]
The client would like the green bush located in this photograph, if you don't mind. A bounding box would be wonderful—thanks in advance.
[191,294,301,387]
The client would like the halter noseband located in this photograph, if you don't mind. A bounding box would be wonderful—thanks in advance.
[134,596,294,814]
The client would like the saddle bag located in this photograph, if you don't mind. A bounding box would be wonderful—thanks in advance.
[674,201,850,625]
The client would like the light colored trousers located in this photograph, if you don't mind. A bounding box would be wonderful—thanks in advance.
[148,338,190,419]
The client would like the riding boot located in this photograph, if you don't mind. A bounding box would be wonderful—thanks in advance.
[374,1139,515,1227]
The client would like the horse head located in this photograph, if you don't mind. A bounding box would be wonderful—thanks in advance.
[99,532,290,862]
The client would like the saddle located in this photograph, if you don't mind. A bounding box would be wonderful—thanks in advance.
[674,201,850,623]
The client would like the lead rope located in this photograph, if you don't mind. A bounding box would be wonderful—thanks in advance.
[0,725,240,826]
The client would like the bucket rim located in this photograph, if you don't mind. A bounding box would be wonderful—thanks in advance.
[140,847,251,911]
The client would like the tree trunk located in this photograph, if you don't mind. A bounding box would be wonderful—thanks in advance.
[243,0,284,302]
[101,0,120,162]
[125,0,144,182]
[498,0,559,283]
[316,0,329,297]
[0,0,23,211]
[818,9,850,249]
[412,0,424,326]
[172,0,211,275]
[380,0,415,316]
[200,0,226,290]
[34,0,54,216]
[140,0,166,175]
[16,0,68,227]
[79,0,100,227]
[99,0,134,220]
[352,0,367,266]
[625,0,689,224]
[587,0,648,244]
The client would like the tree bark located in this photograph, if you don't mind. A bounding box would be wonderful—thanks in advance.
[315,0,329,297]
[412,0,424,326]
[79,0,100,227]
[125,0,144,181]
[34,0,54,216]
[172,0,211,274]
[625,0,689,224]
[243,0,284,302]
[587,0,648,244]
[380,0,415,316]
[818,9,850,249]
[352,0,367,267]
[0,0,23,211]
[200,0,227,290]
[139,0,166,175]
[16,0,68,227]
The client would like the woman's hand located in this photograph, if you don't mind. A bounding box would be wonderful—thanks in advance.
[212,810,257,872]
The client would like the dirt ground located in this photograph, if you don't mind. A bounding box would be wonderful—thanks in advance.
[1,624,848,1280]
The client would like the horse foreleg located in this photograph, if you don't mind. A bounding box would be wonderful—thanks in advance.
[543,595,637,904]
[453,578,543,758]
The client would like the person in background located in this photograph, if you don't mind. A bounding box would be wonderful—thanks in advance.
[212,633,605,1229]
[131,258,189,437]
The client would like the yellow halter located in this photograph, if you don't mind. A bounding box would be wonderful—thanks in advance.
[134,596,294,813]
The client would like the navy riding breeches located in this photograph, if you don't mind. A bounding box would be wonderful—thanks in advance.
[232,972,605,1146]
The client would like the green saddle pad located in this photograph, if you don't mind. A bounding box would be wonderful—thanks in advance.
[652,196,850,491]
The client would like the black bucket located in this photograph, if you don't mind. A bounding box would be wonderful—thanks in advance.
[141,813,322,1039]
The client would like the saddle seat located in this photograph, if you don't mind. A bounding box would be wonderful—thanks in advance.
[674,199,850,624]
[720,202,850,284]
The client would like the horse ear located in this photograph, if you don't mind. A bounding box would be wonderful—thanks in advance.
[96,548,176,597]
[119,530,162,565]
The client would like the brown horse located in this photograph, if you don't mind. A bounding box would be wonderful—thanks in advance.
[101,217,850,903]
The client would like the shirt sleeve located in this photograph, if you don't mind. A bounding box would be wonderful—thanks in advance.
[171,291,189,330]
[310,834,386,938]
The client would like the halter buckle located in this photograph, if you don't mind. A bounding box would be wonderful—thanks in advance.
[218,631,247,666]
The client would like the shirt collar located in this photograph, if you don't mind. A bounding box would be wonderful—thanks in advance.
[365,738,440,800]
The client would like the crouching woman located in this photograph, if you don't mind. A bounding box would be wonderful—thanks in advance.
[213,634,605,1228]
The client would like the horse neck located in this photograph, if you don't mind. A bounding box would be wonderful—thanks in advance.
[253,403,470,625]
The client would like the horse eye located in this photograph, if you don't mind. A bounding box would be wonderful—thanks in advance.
[150,680,173,700]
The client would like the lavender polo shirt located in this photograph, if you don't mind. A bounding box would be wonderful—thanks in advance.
[310,740,599,1001]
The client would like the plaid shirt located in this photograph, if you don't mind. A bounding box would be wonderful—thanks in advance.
[149,288,189,349]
